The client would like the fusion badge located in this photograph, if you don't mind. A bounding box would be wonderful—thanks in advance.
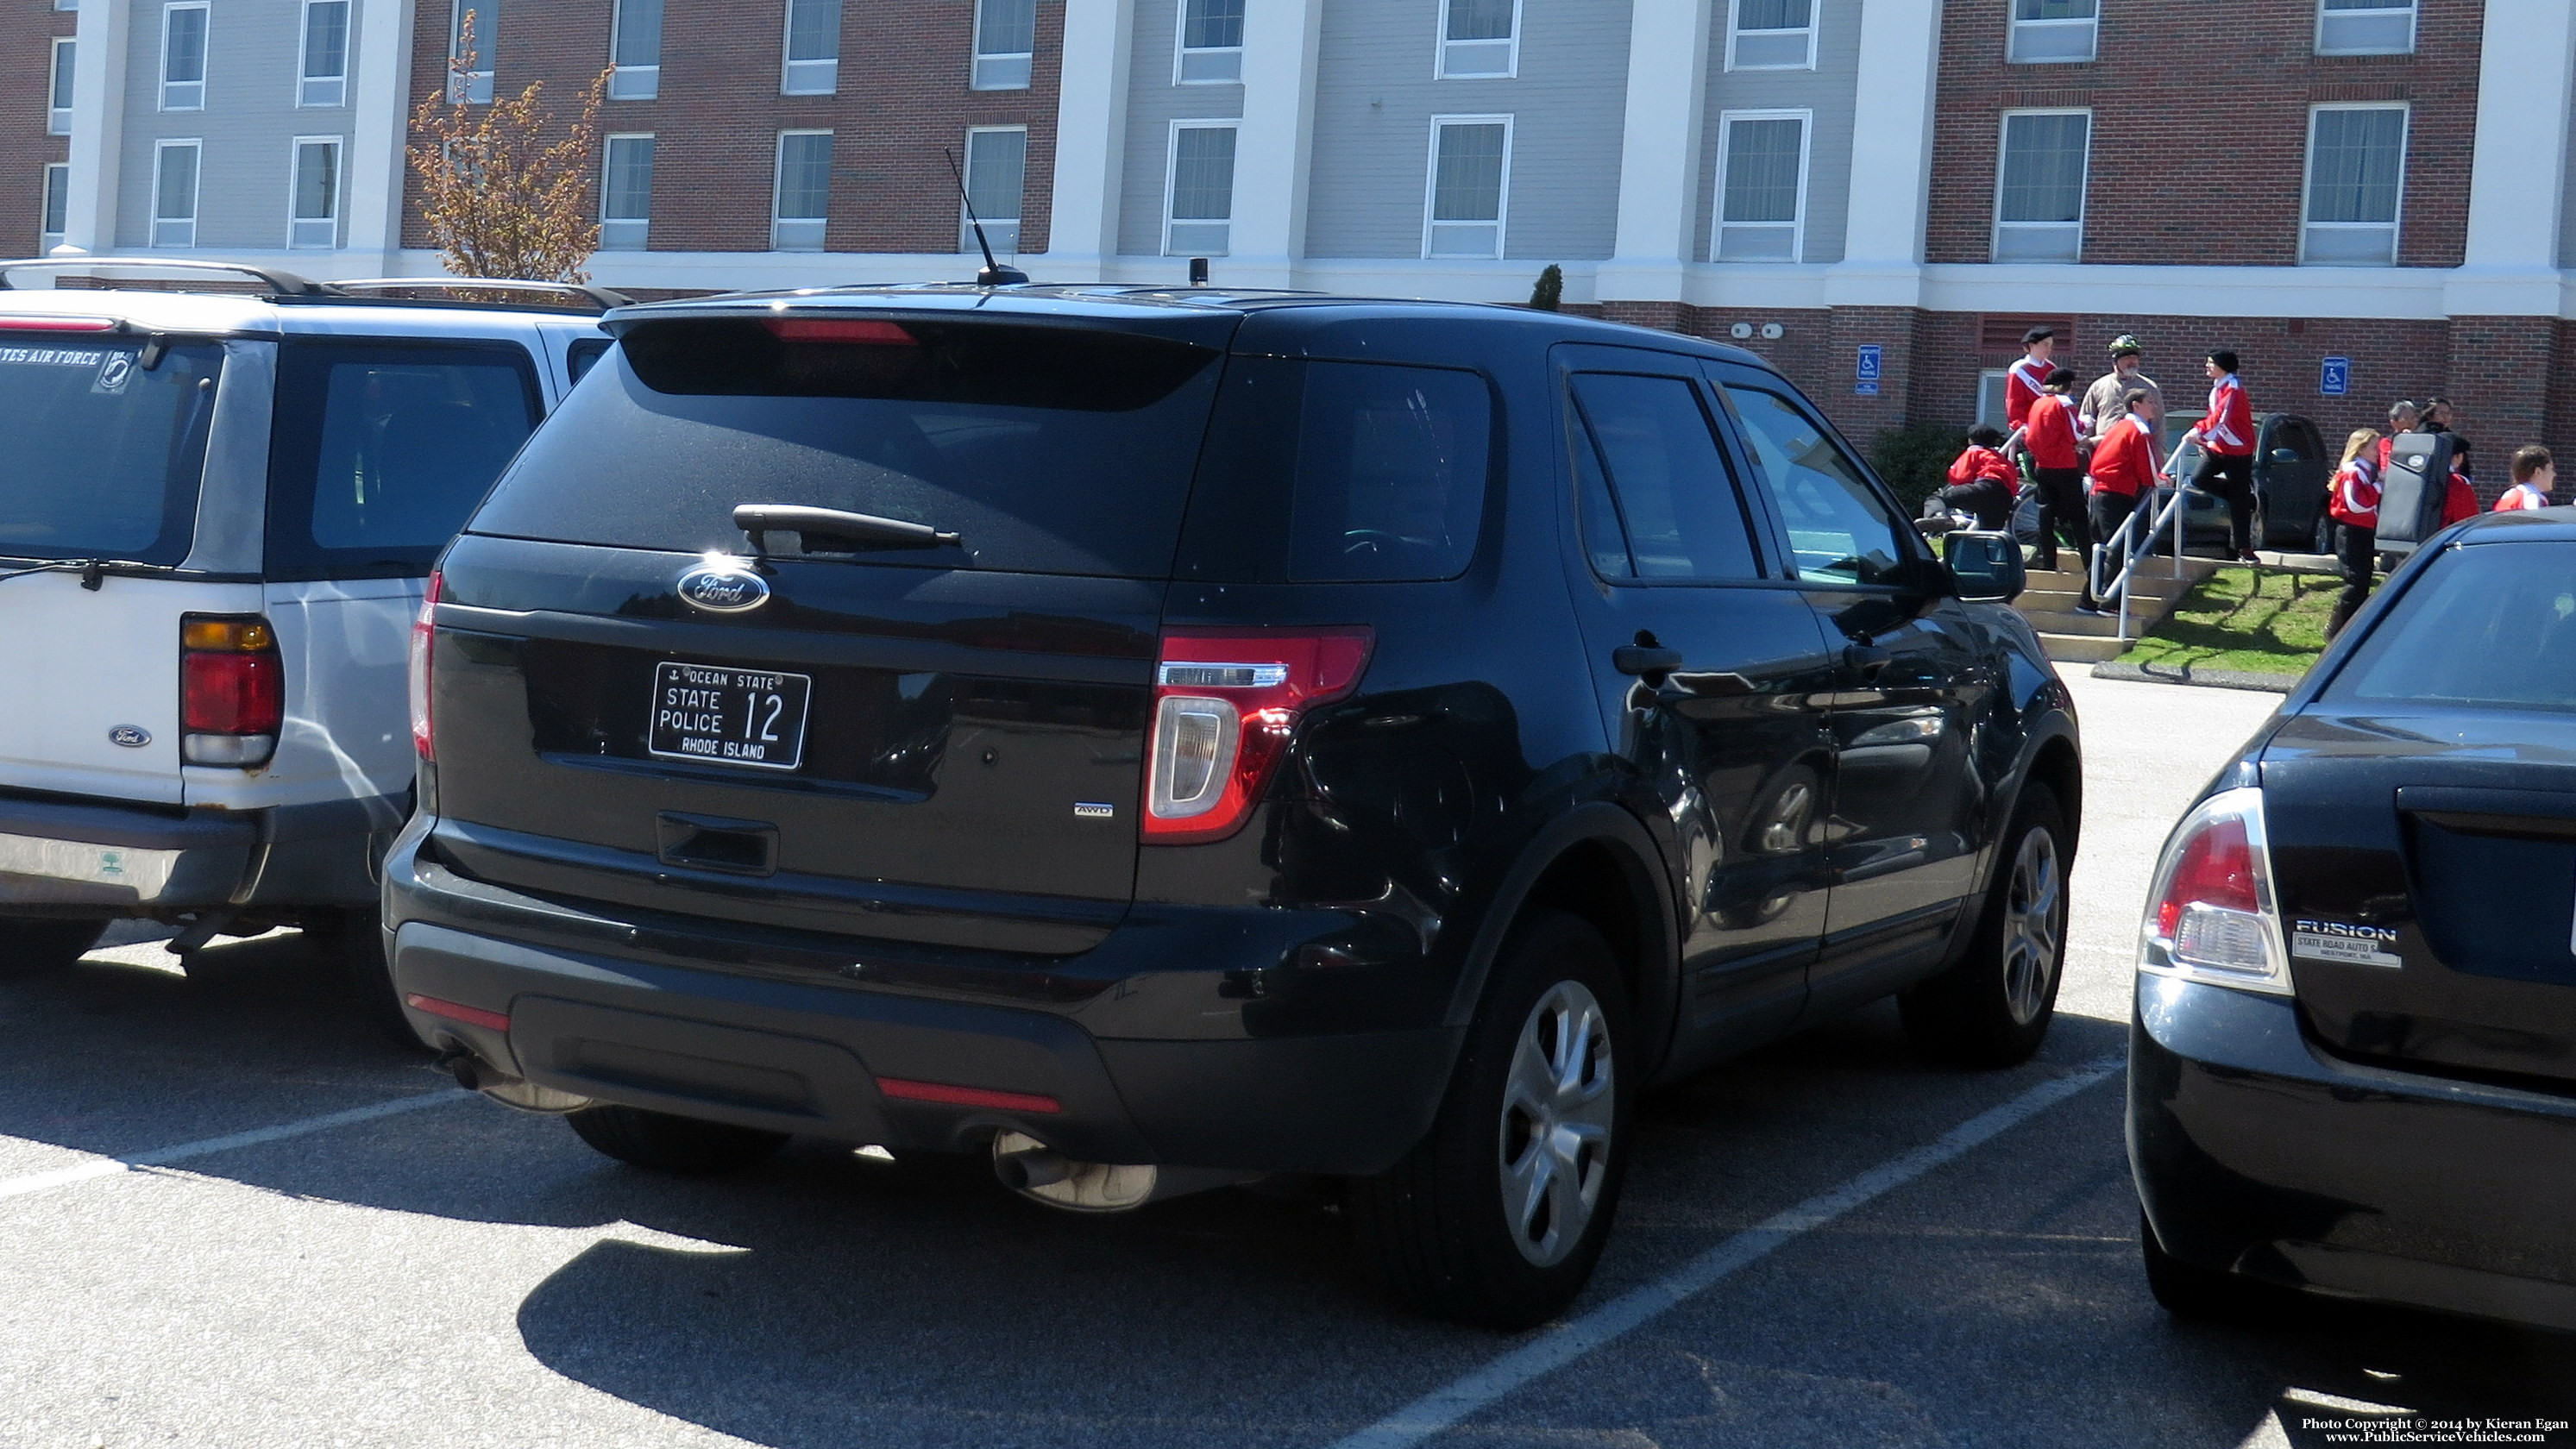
[676,562,770,615]
[2291,919,2403,969]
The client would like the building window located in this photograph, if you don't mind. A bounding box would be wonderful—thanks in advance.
[782,0,839,94]
[2318,0,2415,55]
[961,126,1027,254]
[600,133,653,249]
[1728,0,1815,71]
[450,0,495,103]
[53,0,74,10]
[160,3,207,111]
[1424,115,1511,260]
[2008,0,2095,64]
[289,136,341,248]
[2303,104,2406,266]
[299,1,349,107]
[47,38,72,135]
[609,0,662,99]
[41,162,68,253]
[1176,0,1243,84]
[1437,0,1518,79]
[972,0,1035,90]
[773,129,832,250]
[153,139,198,248]
[1165,122,1236,255]
[1712,110,1807,262]
[1992,110,2089,262]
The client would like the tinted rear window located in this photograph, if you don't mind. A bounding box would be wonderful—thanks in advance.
[1179,357,1493,583]
[468,317,1225,579]
[0,336,222,566]
[2327,542,2576,712]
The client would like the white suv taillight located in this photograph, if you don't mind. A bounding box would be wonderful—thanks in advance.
[408,570,440,760]
[2139,787,2291,994]
[180,615,282,768]
[1142,628,1373,844]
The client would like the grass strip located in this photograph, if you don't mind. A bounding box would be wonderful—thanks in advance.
[2110,565,2342,678]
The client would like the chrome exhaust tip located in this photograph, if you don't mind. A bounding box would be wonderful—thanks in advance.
[437,1046,593,1114]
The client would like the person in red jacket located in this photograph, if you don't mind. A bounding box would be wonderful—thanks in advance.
[2325,427,2383,639]
[1936,424,2017,530]
[2014,367,2092,598]
[2494,446,2555,511]
[2084,391,2163,605]
[2187,349,2258,562]
[2004,326,2056,434]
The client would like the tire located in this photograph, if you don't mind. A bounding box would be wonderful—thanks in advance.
[2314,511,2338,556]
[568,1103,791,1176]
[1346,909,1631,1330]
[1901,783,2070,1069]
[310,908,420,1047]
[0,917,108,979]
[2140,1212,2288,1325]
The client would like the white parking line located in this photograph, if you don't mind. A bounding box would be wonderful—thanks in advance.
[0,1088,472,1203]
[1329,1052,2128,1449]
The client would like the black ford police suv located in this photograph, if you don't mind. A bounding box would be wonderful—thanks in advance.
[387,286,2082,1328]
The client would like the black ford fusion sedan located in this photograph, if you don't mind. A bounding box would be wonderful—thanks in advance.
[2133,508,2576,1331]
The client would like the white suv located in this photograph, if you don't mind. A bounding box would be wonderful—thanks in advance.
[0,260,616,1027]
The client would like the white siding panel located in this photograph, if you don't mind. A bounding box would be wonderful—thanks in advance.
[118,2,362,249]
[1118,0,1243,259]
[1695,0,1859,264]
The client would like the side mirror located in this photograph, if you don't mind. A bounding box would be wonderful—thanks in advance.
[1943,530,2026,604]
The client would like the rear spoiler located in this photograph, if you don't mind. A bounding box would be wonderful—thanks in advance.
[0,258,630,315]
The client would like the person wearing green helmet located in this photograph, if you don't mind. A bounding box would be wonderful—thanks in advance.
[2080,334,2163,441]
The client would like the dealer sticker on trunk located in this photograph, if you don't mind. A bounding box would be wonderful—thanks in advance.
[2291,919,2403,969]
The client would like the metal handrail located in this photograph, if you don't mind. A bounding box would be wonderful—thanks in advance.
[331,278,634,312]
[0,256,334,296]
[2089,440,2202,642]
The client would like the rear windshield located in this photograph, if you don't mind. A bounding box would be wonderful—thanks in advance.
[467,317,1224,579]
[0,336,222,566]
[2327,541,2576,712]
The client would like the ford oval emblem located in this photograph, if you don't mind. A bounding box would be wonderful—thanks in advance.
[109,724,151,749]
[677,564,770,615]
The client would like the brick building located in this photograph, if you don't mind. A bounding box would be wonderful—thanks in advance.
[17,0,2576,480]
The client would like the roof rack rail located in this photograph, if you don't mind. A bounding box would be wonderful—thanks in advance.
[0,256,334,297]
[330,278,633,313]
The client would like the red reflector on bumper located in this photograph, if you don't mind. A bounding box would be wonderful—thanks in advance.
[405,994,511,1032]
[876,1077,1060,1113]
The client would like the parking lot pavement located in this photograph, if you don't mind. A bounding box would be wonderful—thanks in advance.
[4,675,2571,1449]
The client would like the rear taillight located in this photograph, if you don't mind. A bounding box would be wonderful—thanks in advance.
[409,571,440,760]
[1142,628,1373,844]
[2139,787,2290,994]
[180,615,281,768]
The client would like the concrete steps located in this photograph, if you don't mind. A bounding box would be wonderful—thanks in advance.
[2015,558,2221,666]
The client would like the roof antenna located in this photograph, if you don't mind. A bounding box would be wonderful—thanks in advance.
[944,148,1029,288]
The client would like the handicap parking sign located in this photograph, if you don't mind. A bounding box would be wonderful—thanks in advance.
[1856,343,1882,397]
[2320,356,2350,397]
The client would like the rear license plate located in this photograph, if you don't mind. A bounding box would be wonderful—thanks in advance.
[646,662,812,772]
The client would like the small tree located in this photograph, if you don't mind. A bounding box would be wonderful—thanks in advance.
[1529,264,1564,312]
[407,16,608,283]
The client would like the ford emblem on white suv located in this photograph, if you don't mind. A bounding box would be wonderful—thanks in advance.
[676,563,770,614]
[108,724,150,749]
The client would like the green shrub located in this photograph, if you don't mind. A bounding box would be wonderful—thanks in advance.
[1871,420,1968,516]
[1528,264,1563,312]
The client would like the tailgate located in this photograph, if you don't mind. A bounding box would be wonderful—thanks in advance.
[0,574,262,805]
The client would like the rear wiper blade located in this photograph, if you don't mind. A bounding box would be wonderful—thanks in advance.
[0,558,173,591]
[733,504,962,555]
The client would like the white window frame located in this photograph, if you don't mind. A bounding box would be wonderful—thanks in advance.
[151,137,199,248]
[2299,101,2408,267]
[41,162,69,254]
[1976,370,2009,431]
[53,0,76,10]
[1726,0,1818,72]
[1710,108,1810,263]
[1435,0,1522,80]
[47,37,73,135]
[298,1,349,107]
[600,132,653,250]
[1163,118,1238,256]
[609,0,661,99]
[450,2,493,103]
[971,0,1034,90]
[1990,107,2089,263]
[1422,113,1513,260]
[960,124,1027,255]
[771,129,832,251]
[782,0,839,95]
[286,135,342,249]
[1173,0,1243,85]
[2316,0,2416,56]
[2007,0,2097,65]
[160,2,208,112]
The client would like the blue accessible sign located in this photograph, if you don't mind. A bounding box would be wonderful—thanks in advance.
[1856,343,1882,397]
[2320,356,2351,397]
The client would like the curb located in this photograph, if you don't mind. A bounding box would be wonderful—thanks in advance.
[2089,659,2305,693]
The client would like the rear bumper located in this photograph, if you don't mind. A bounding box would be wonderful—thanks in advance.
[2129,973,2576,1332]
[0,790,404,913]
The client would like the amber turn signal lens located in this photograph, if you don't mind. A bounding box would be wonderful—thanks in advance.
[182,618,275,652]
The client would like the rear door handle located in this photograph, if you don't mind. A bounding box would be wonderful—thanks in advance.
[1612,645,1686,677]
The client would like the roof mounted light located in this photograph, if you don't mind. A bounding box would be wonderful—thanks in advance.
[763,317,917,346]
[0,315,120,332]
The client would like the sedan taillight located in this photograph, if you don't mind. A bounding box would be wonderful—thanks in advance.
[180,615,281,768]
[1142,628,1373,844]
[2139,787,2291,994]
[409,571,440,760]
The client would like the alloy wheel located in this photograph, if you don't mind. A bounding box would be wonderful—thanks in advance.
[2002,828,2064,1025]
[1498,980,1615,1268]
